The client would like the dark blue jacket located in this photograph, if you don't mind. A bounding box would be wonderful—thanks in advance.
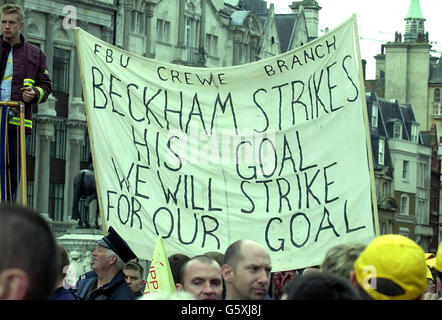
[75,270,135,300]
[52,287,77,300]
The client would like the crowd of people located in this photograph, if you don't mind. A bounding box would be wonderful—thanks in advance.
[0,0,440,303]
[1,201,442,301]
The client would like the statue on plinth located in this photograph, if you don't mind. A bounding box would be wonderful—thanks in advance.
[71,155,99,229]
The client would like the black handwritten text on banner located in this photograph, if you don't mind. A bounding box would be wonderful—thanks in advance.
[75,17,375,272]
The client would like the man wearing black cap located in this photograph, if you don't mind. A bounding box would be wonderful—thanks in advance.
[74,227,137,300]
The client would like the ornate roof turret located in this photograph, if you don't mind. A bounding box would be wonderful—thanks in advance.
[404,0,427,42]
[406,0,424,19]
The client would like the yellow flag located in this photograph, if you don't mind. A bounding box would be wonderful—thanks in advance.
[143,235,176,295]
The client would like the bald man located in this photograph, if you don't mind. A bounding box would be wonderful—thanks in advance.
[222,240,272,300]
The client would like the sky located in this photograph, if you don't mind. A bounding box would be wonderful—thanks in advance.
[267,0,442,79]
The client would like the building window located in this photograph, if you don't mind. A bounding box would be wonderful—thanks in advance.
[435,88,440,102]
[50,120,66,160]
[184,16,199,48]
[26,120,37,157]
[27,180,34,209]
[53,48,70,93]
[157,19,170,43]
[381,223,386,234]
[371,105,378,128]
[411,124,419,143]
[49,183,64,221]
[417,162,428,188]
[402,160,409,181]
[400,194,409,215]
[381,181,387,198]
[378,139,385,165]
[132,10,144,33]
[206,34,218,56]
[417,199,426,224]
[393,122,402,139]
[81,130,91,162]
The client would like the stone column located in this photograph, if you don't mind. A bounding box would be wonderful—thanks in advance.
[66,41,88,220]
[199,0,206,51]
[123,0,133,49]
[144,2,156,58]
[177,0,185,47]
[64,119,87,221]
[233,37,240,66]
[250,38,257,62]
[34,96,57,215]
[45,13,58,78]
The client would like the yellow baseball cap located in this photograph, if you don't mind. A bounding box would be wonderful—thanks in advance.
[425,253,436,280]
[354,234,427,300]
[435,242,442,273]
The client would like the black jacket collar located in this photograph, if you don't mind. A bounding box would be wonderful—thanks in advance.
[0,33,25,49]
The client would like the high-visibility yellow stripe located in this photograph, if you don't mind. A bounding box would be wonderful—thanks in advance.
[35,86,44,104]
[8,117,32,128]
[23,78,35,85]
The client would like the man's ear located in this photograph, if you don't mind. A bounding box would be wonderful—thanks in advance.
[108,255,117,266]
[0,269,29,300]
[221,264,233,283]
[176,283,184,291]
[349,271,358,290]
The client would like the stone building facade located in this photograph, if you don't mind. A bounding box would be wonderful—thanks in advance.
[371,0,441,249]
[4,0,315,279]
[366,91,434,251]
[10,0,315,226]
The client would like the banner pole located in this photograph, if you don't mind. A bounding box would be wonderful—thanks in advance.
[352,14,380,236]
[19,103,27,206]
[74,28,107,235]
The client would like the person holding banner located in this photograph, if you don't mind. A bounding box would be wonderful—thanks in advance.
[74,227,136,300]
[176,255,223,300]
[221,240,272,300]
[0,3,52,202]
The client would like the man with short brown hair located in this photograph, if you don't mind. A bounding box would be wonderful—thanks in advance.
[0,3,52,202]
[176,255,223,300]
[123,261,145,297]
[0,203,57,300]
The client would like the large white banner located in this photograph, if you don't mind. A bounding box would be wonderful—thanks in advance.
[75,17,376,272]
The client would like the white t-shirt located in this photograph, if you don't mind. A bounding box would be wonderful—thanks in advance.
[0,50,13,101]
